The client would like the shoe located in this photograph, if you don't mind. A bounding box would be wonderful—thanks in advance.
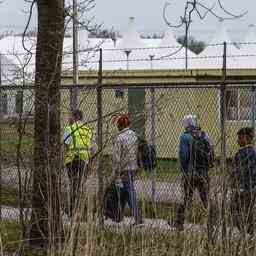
[133,219,144,227]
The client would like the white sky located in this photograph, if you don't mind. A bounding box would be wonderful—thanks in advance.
[0,0,255,41]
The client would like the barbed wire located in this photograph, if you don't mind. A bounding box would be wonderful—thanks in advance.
[1,53,256,68]
[1,41,256,57]
[84,54,256,64]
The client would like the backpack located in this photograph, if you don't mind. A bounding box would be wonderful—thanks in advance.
[190,130,214,171]
[103,184,128,222]
[137,138,157,171]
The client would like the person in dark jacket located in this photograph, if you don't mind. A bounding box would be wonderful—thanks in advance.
[230,127,256,235]
[171,114,213,231]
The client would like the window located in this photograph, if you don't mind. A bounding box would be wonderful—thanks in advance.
[226,89,253,121]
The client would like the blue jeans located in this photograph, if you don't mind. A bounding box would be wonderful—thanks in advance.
[121,170,141,223]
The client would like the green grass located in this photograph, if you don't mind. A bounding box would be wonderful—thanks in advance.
[0,221,22,253]
[2,136,33,162]
[0,220,47,256]
[138,159,225,182]
[1,185,30,208]
[1,185,20,206]
[138,159,180,181]
[0,122,33,164]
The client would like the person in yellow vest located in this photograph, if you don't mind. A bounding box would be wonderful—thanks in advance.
[64,109,94,218]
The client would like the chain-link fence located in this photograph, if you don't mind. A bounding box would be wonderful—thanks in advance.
[1,83,256,236]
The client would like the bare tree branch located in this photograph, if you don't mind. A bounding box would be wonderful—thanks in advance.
[64,0,100,35]
[164,0,248,28]
[217,0,248,19]
[194,1,216,20]
[162,0,248,66]
[22,0,36,67]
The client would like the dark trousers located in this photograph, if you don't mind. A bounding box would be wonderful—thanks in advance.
[66,158,87,217]
[176,174,209,226]
[230,190,256,235]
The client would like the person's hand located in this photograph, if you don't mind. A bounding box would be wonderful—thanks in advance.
[90,145,98,155]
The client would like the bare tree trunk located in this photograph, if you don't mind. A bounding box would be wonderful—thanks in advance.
[30,0,64,248]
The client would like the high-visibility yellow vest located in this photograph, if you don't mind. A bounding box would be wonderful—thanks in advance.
[64,121,93,164]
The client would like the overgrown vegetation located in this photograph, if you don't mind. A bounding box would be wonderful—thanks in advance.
[0,221,46,255]
[2,218,256,256]
[1,221,22,252]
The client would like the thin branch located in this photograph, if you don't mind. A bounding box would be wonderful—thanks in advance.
[217,0,248,19]
[22,0,36,67]
[194,1,216,20]
[163,0,248,64]
[196,2,241,21]
[164,0,248,28]
[163,2,183,28]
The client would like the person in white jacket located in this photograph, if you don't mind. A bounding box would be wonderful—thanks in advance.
[111,114,142,225]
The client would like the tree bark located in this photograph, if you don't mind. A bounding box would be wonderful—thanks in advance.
[30,0,65,248]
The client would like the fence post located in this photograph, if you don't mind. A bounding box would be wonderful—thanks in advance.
[220,41,227,250]
[70,0,79,111]
[0,54,2,220]
[149,87,156,207]
[251,85,256,139]
[96,49,104,226]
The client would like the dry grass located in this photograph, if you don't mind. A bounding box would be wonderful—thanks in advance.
[2,200,256,256]
[62,222,256,256]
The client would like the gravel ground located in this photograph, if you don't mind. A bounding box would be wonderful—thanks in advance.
[3,166,224,204]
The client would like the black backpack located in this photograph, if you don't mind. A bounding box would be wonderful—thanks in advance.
[103,184,128,222]
[190,130,214,170]
[137,138,157,171]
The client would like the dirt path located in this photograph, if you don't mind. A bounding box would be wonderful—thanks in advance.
[1,166,225,205]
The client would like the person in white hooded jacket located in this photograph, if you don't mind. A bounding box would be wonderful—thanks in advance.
[111,114,142,225]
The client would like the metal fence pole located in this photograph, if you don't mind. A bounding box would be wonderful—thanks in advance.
[149,87,156,206]
[148,55,156,206]
[185,28,188,70]
[70,0,79,111]
[0,54,2,220]
[251,85,256,139]
[220,41,227,249]
[96,49,104,226]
